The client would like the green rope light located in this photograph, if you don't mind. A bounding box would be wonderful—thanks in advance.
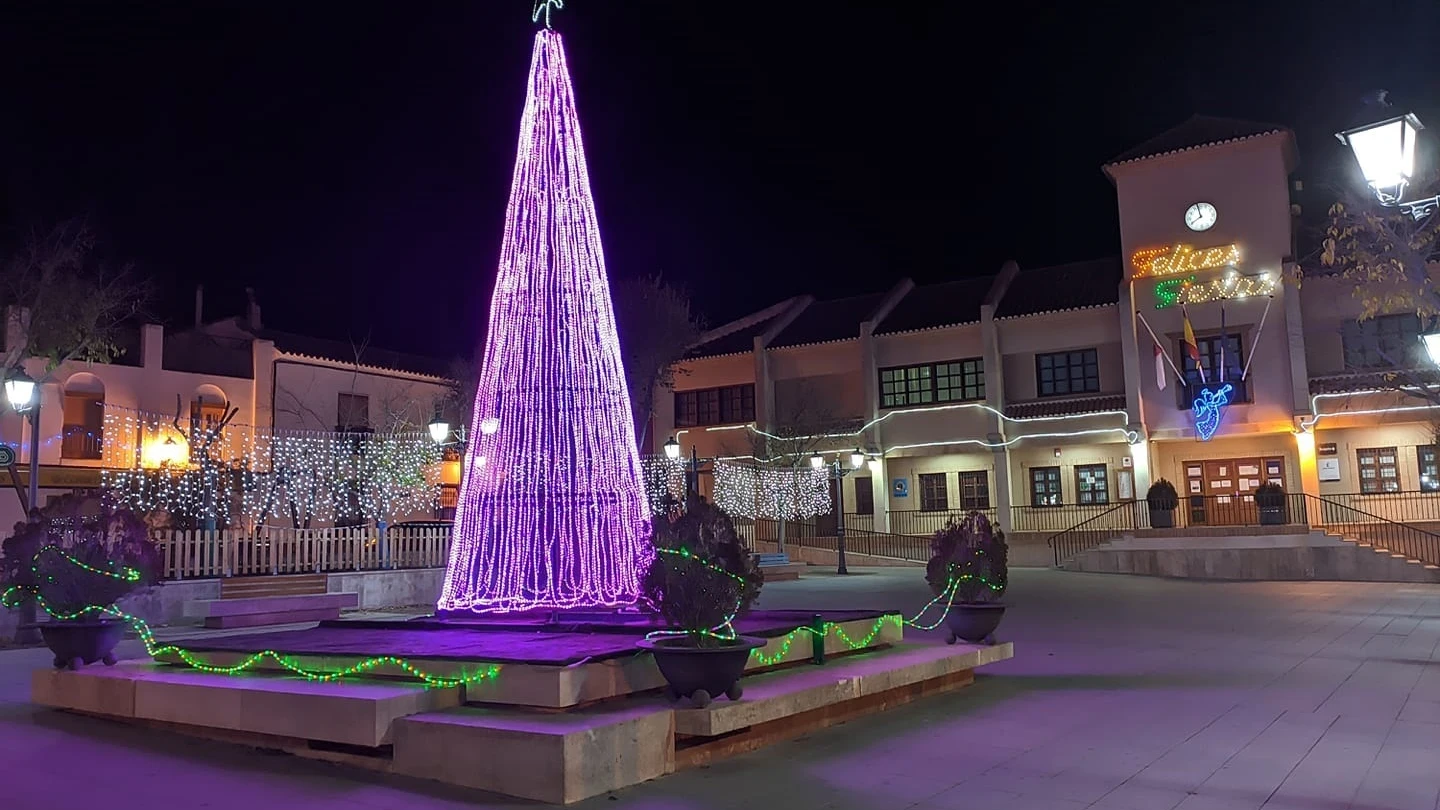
[2,546,503,688]
[3,545,1002,686]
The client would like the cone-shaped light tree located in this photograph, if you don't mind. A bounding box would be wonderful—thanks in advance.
[438,28,652,613]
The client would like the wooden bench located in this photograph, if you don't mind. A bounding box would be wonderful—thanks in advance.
[754,553,805,581]
[185,592,359,629]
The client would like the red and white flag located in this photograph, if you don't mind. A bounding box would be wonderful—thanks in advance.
[1154,342,1167,391]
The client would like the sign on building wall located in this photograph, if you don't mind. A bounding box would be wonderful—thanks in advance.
[892,478,909,498]
[1318,458,1341,482]
[1318,442,1338,456]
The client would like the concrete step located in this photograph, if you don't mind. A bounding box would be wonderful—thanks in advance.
[33,662,459,747]
[185,592,359,629]
[1063,544,1440,583]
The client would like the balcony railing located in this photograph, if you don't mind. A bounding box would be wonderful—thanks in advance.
[60,426,103,460]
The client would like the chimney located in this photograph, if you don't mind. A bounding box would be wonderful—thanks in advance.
[245,287,263,331]
[194,284,204,328]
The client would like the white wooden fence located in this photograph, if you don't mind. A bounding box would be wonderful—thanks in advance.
[154,525,452,580]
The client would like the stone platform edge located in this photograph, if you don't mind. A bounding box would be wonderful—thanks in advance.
[149,613,906,708]
[31,639,1011,804]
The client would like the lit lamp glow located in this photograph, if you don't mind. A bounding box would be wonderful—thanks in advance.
[4,370,36,412]
[810,452,825,470]
[1337,113,1422,196]
[663,436,681,460]
[1422,332,1440,367]
[428,417,450,445]
[478,417,500,436]
[849,449,866,469]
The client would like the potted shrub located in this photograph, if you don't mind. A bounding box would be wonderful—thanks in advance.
[637,500,765,707]
[1146,478,1180,528]
[1255,482,1286,525]
[2,501,161,669]
[925,511,1007,645]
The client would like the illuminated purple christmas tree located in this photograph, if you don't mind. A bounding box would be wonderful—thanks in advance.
[437,28,651,613]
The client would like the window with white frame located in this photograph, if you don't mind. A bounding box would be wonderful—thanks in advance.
[879,359,984,408]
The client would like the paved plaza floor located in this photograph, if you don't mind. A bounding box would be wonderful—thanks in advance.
[3,568,1439,809]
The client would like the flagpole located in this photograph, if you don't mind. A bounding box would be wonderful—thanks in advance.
[1239,296,1275,381]
[1134,310,1187,381]
[1219,302,1226,383]
[1182,304,1206,384]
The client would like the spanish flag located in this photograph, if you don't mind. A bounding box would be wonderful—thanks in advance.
[1182,305,1205,383]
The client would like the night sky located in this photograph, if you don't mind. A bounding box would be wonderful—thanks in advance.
[3,1,1438,361]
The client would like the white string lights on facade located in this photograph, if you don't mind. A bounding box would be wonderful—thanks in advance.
[639,455,686,511]
[1300,384,1440,431]
[695,400,1140,464]
[99,405,440,525]
[712,459,832,520]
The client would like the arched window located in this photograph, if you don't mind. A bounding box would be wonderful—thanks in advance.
[189,385,229,461]
[61,373,105,460]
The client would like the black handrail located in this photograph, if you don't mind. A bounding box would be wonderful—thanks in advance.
[1046,501,1140,566]
[1309,494,1440,568]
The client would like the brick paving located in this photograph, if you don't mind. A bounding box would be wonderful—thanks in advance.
[2,568,1439,809]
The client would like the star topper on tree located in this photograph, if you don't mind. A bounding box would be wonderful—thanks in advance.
[533,0,564,28]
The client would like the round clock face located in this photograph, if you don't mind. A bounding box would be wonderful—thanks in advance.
[1185,202,1217,231]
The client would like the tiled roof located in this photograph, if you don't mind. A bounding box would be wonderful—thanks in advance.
[1307,371,1438,396]
[1106,115,1289,166]
[873,276,995,335]
[258,328,452,378]
[994,257,1121,319]
[1005,394,1127,420]
[769,293,886,348]
[689,317,780,358]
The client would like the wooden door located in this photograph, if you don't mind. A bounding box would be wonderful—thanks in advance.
[1184,457,1287,526]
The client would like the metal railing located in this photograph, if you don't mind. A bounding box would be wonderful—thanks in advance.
[1047,494,1313,565]
[1307,495,1440,568]
[735,516,932,563]
[1311,491,1440,527]
[1046,502,1140,566]
[1013,504,1124,532]
[888,508,997,536]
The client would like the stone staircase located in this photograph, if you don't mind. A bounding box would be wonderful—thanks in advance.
[1063,527,1440,583]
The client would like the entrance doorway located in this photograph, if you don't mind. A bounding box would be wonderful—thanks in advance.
[1182,456,1287,525]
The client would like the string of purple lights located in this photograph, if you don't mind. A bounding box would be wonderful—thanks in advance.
[436,29,652,613]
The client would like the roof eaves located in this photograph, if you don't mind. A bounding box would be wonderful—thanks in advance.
[1103,129,1287,172]
[995,301,1118,321]
[873,318,983,337]
[274,349,454,383]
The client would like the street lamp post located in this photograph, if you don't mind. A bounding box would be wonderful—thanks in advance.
[4,370,40,519]
[5,369,41,643]
[812,449,866,575]
[1337,109,1440,356]
[1337,112,1429,217]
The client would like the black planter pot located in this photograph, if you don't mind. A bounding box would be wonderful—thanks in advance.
[636,635,765,707]
[1149,508,1175,528]
[943,603,1006,645]
[37,620,126,670]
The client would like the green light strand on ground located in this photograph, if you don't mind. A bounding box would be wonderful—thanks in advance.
[748,573,1006,664]
[3,567,502,688]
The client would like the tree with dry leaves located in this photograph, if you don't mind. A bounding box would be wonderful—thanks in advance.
[1317,183,1440,412]
[1,221,149,376]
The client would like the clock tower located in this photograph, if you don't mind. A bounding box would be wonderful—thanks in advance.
[1104,116,1302,508]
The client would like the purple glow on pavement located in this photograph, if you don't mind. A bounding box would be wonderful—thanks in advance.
[438,29,651,613]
